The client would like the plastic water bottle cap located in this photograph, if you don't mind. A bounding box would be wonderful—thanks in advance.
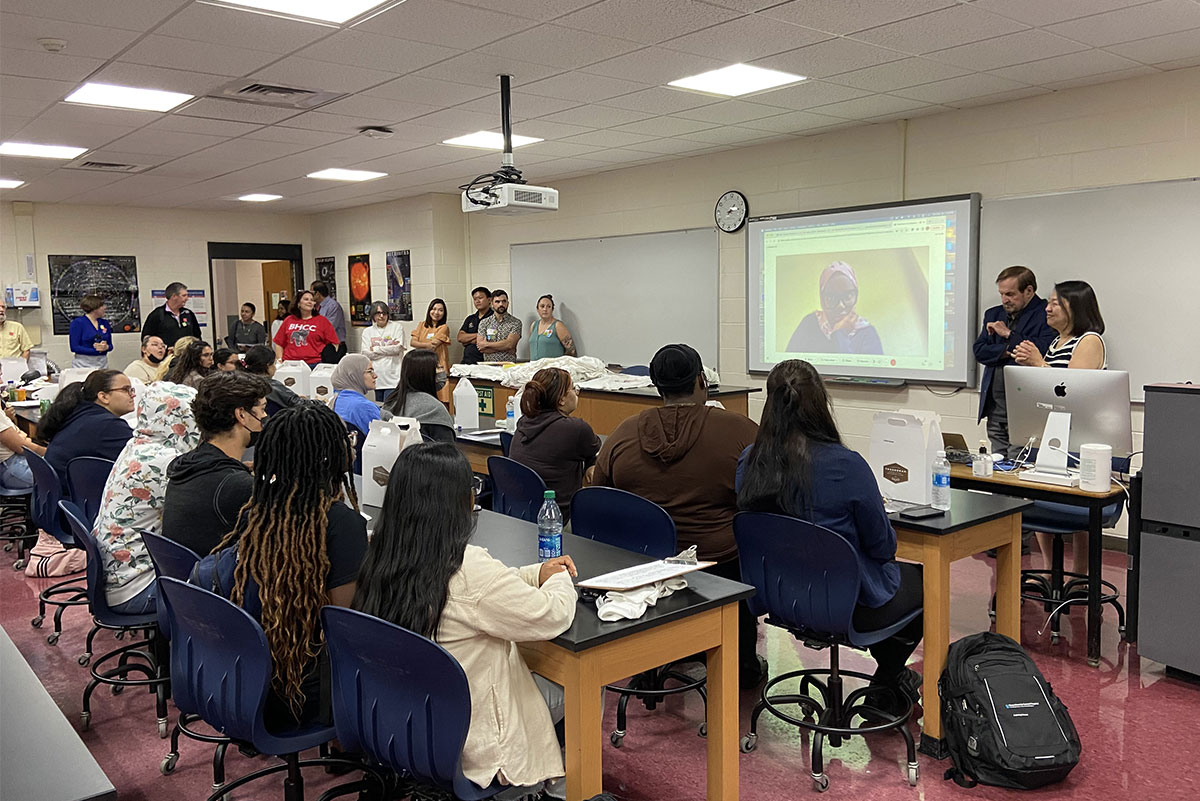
[544,490,555,499]
[937,449,946,457]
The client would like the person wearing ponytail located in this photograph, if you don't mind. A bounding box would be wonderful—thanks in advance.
[735,359,924,716]
[509,368,600,520]
[40,370,135,494]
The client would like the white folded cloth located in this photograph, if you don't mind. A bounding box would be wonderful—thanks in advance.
[595,578,688,622]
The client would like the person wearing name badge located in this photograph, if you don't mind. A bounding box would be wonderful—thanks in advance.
[528,294,577,361]
[361,301,407,402]
[410,298,452,404]
[1013,279,1109,576]
[124,335,167,384]
[68,294,114,369]
[226,302,268,353]
[457,286,493,365]
[272,290,339,367]
[477,289,521,364]
[0,299,33,360]
[787,261,883,355]
[142,282,202,349]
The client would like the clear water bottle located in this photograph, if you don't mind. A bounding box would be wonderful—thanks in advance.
[505,397,516,431]
[931,450,952,511]
[537,490,562,561]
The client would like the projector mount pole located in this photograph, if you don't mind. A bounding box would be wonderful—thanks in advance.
[499,74,517,175]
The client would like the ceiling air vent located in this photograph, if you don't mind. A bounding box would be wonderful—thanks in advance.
[65,160,149,173]
[211,80,348,110]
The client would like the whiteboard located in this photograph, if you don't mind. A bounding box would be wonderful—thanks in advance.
[510,228,719,368]
[978,179,1200,401]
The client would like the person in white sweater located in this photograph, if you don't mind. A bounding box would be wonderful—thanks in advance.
[360,301,407,402]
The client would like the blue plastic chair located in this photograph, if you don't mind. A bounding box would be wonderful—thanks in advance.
[66,456,115,525]
[499,430,513,457]
[734,512,921,791]
[0,481,34,570]
[61,500,170,737]
[24,447,86,645]
[141,532,200,582]
[322,606,503,801]
[157,577,376,801]
[486,456,546,523]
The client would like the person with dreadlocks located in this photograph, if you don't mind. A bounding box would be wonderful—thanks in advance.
[191,400,368,729]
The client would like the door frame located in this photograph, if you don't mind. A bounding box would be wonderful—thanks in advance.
[207,242,304,342]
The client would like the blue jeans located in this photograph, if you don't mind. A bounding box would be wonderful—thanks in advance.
[110,579,156,615]
[0,454,34,490]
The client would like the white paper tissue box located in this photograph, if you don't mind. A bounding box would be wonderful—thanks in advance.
[868,410,943,505]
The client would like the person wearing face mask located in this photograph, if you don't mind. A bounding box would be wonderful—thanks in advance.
[787,261,883,355]
[328,354,380,475]
[161,372,270,556]
[123,335,168,383]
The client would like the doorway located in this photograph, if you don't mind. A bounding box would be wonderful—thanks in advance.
[207,243,303,348]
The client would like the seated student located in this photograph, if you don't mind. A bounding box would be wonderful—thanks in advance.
[588,343,764,686]
[243,345,301,416]
[329,354,380,475]
[166,340,214,389]
[0,361,45,490]
[213,347,240,372]
[736,359,923,713]
[193,402,367,729]
[381,350,455,443]
[41,370,135,492]
[510,367,599,520]
[161,372,269,556]
[353,443,576,798]
[153,335,198,382]
[123,335,167,383]
[94,382,199,614]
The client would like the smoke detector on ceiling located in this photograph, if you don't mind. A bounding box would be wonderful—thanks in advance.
[38,38,67,53]
[359,126,394,140]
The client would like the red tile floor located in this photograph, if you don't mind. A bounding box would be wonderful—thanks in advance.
[3,546,1198,801]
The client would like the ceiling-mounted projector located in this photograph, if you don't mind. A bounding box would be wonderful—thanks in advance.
[462,182,558,214]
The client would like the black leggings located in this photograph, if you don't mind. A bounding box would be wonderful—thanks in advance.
[705,557,762,670]
[851,562,925,681]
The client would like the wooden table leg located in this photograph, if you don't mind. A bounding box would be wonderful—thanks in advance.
[918,542,952,758]
[993,512,1022,641]
[706,603,739,801]
[562,653,604,801]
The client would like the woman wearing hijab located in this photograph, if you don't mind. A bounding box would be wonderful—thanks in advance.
[787,261,883,355]
[329,353,380,475]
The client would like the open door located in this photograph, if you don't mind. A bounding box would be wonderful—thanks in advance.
[261,261,293,332]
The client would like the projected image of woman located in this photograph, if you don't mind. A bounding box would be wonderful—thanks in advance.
[787,261,884,355]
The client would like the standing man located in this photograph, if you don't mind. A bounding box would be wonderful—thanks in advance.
[476,289,521,362]
[973,265,1056,457]
[0,299,33,359]
[142,282,202,349]
[457,286,493,364]
[311,281,347,344]
[226,302,267,352]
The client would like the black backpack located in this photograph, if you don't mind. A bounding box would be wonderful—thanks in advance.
[939,632,1080,789]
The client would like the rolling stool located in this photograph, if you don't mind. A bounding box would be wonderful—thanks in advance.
[0,485,35,570]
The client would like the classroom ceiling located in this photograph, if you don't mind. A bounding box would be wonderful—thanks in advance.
[1,0,1198,214]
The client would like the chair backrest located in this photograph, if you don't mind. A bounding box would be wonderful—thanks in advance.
[322,606,485,798]
[733,512,862,641]
[60,500,112,619]
[571,487,677,558]
[486,456,546,524]
[142,531,201,581]
[499,431,513,457]
[24,447,66,542]
[620,365,650,376]
[66,456,115,525]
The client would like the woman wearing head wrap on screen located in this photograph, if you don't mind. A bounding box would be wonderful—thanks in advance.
[787,261,883,355]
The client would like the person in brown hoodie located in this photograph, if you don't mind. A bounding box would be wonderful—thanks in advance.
[588,343,765,686]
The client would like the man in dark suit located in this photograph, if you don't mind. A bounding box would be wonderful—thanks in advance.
[973,266,1056,457]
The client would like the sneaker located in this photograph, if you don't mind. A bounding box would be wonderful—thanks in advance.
[740,655,769,690]
[895,667,923,707]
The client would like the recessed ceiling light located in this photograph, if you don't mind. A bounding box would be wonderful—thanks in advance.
[442,131,543,150]
[208,0,397,24]
[0,179,25,189]
[307,168,387,182]
[0,142,88,159]
[667,63,806,97]
[65,82,194,112]
[239,193,282,202]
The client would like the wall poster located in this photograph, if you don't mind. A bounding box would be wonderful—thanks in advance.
[348,253,372,326]
[315,256,336,299]
[385,249,412,321]
[48,255,141,336]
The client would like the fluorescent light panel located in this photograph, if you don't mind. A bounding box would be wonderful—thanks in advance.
[0,179,25,189]
[668,63,806,97]
[442,131,543,150]
[307,168,387,182]
[239,193,282,202]
[0,142,88,159]
[65,82,194,112]
[214,0,394,24]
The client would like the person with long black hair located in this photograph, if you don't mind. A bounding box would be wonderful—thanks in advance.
[352,443,576,798]
[409,297,451,403]
[41,370,134,492]
[165,340,214,388]
[381,350,454,442]
[194,401,367,728]
[735,359,923,714]
[243,344,301,416]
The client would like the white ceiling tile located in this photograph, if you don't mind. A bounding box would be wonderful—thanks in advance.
[0,0,186,31]
[674,125,779,145]
[990,50,1149,86]
[583,48,727,86]
[250,57,398,95]
[971,0,1166,28]
[106,129,227,157]
[451,1,599,21]
[58,173,192,205]
[355,0,535,48]
[610,116,719,136]
[479,25,642,70]
[926,30,1089,71]
[364,76,490,106]
[176,98,302,125]
[154,3,330,53]
[0,98,54,118]
[559,129,660,148]
[1106,27,1200,66]
[411,51,562,89]
[0,48,105,82]
[11,169,126,202]
[893,72,1030,104]
[454,93,581,121]
[117,34,279,77]
[747,80,872,111]
[827,57,969,92]
[1040,65,1159,91]
[518,139,604,158]
[0,12,142,60]
[153,115,261,136]
[197,137,313,164]
[950,87,1050,108]
[353,145,462,174]
[68,149,169,168]
[738,109,847,133]
[0,75,75,103]
[521,72,650,103]
[87,62,230,96]
[1045,0,1200,48]
[850,4,1029,55]
[535,105,655,128]
[673,99,794,125]
[508,119,595,139]
[554,0,741,45]
[759,0,957,36]
[0,116,34,139]
[296,30,457,74]
[752,38,908,78]
[614,137,717,155]
[807,93,938,120]
[598,86,721,113]
[148,151,247,178]
[406,108,504,133]
[578,148,658,164]
[36,102,161,129]
[662,14,830,62]
[317,96,441,126]
[280,110,385,134]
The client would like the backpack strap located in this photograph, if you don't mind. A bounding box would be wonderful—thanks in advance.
[944,767,978,788]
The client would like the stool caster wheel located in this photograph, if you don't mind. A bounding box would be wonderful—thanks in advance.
[79,653,91,666]
[907,762,920,786]
[1050,633,1060,645]
[1118,625,1126,636]
[812,773,829,793]
[111,685,124,696]
[31,615,43,628]
[160,754,178,775]
[739,734,757,753]
[12,559,24,571]
[80,712,91,731]
[3,542,10,551]
[114,631,125,640]
[46,632,59,646]
[609,731,625,748]
[698,722,707,738]
[988,610,995,622]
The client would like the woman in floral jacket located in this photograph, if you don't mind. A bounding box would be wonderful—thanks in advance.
[93,381,200,613]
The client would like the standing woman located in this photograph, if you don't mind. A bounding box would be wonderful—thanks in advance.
[272,290,339,367]
[410,298,452,403]
[329,353,380,475]
[1013,279,1108,574]
[69,294,113,369]
[528,294,577,360]
[360,301,406,402]
[270,299,290,341]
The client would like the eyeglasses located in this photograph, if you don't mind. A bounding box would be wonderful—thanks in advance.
[107,385,135,396]
[364,369,376,376]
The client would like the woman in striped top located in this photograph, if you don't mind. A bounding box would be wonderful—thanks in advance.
[1012,279,1107,574]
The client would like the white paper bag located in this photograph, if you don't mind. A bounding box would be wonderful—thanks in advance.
[1,357,28,382]
[57,366,98,390]
[868,410,943,505]
[360,418,407,507]
[453,377,479,429]
[309,363,337,402]
[274,361,311,398]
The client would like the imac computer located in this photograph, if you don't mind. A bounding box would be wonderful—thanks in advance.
[1005,366,1133,487]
